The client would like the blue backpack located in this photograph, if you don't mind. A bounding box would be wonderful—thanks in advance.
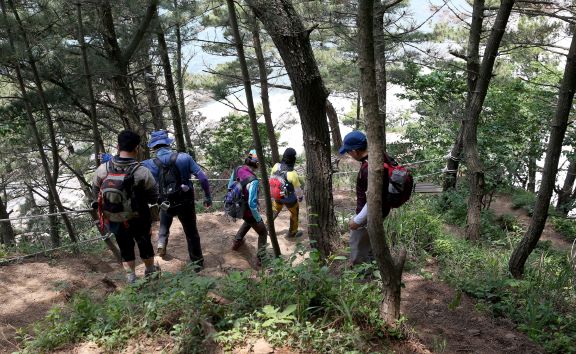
[224,167,257,220]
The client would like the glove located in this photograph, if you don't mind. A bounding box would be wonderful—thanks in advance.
[203,196,212,208]
[90,201,98,210]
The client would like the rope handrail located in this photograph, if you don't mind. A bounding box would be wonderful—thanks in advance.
[0,233,113,266]
[0,208,93,223]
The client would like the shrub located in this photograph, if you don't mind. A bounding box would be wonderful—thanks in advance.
[549,216,576,241]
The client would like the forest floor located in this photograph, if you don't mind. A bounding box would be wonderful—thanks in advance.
[1,192,568,354]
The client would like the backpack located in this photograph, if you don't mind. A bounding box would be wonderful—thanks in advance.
[269,168,291,201]
[224,167,257,220]
[99,161,140,223]
[383,153,413,209]
[153,152,186,207]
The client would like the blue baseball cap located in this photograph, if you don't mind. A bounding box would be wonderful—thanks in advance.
[147,130,174,148]
[247,149,258,163]
[339,131,367,155]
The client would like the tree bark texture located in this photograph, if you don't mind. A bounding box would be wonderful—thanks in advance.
[76,2,104,168]
[374,0,387,151]
[173,3,193,151]
[527,154,537,193]
[155,12,186,152]
[227,0,280,257]
[464,0,514,241]
[444,0,484,191]
[509,22,576,278]
[358,0,405,324]
[556,159,575,215]
[247,0,336,258]
[141,38,165,130]
[251,18,280,164]
[0,194,15,246]
[325,99,343,152]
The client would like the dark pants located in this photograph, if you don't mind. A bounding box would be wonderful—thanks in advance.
[108,218,153,262]
[158,201,203,266]
[235,215,268,256]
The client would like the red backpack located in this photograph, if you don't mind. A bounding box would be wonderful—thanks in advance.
[383,153,413,208]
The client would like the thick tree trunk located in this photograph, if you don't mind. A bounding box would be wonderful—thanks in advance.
[251,18,280,164]
[173,4,193,151]
[358,0,405,324]
[76,3,103,167]
[556,159,576,215]
[463,0,514,241]
[374,0,387,151]
[247,0,336,258]
[0,194,15,246]
[227,0,280,257]
[7,0,77,244]
[509,28,576,278]
[325,99,343,153]
[444,0,484,191]
[141,38,165,130]
[156,12,186,152]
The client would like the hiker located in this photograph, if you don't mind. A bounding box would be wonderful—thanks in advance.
[339,131,390,265]
[270,147,304,238]
[92,130,160,284]
[228,149,268,266]
[142,130,212,271]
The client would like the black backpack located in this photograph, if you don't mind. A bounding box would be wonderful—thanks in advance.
[153,152,187,206]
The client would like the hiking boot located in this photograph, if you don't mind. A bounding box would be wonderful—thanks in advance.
[126,272,138,284]
[288,230,303,238]
[231,238,245,251]
[144,265,161,278]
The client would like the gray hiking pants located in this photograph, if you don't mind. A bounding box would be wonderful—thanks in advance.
[350,226,373,265]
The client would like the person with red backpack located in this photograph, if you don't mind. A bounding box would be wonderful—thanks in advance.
[92,130,159,284]
[339,131,391,266]
[228,150,268,267]
[269,148,304,238]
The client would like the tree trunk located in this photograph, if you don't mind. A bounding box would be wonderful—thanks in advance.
[142,38,165,130]
[444,0,484,191]
[247,0,336,258]
[76,2,103,167]
[509,25,576,278]
[356,92,362,129]
[374,0,387,151]
[251,17,280,164]
[358,0,405,325]
[325,99,343,153]
[156,11,186,152]
[463,0,514,241]
[527,154,537,193]
[227,0,280,257]
[0,194,15,246]
[173,2,193,151]
[6,0,77,244]
[556,159,575,215]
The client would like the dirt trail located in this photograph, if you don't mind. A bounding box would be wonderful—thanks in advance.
[0,196,547,353]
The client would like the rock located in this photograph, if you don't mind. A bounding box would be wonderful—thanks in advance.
[504,333,516,340]
[467,329,481,336]
[252,338,274,353]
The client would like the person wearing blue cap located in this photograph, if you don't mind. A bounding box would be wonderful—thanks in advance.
[229,149,268,267]
[142,130,212,271]
[339,131,390,265]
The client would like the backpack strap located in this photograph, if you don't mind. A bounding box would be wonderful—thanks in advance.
[153,152,181,197]
[168,152,182,186]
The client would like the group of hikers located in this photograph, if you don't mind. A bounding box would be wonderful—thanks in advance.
[92,129,399,284]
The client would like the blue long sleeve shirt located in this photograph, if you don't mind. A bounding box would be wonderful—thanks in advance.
[143,147,211,198]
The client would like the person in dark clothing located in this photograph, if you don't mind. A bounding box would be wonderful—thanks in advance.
[339,131,390,265]
[142,130,212,271]
[229,149,268,267]
[92,130,159,283]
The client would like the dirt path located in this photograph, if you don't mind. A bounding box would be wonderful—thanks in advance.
[489,194,572,250]
[0,196,547,353]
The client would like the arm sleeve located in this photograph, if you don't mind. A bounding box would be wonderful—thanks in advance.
[290,171,303,198]
[91,165,105,199]
[227,170,235,189]
[195,169,211,198]
[142,169,160,204]
[247,179,262,222]
[353,203,368,225]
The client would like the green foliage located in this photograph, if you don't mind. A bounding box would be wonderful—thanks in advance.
[199,113,273,172]
[549,216,576,241]
[510,189,536,214]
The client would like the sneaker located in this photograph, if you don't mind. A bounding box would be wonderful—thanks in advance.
[231,238,245,251]
[144,265,161,278]
[288,230,303,238]
[126,272,137,284]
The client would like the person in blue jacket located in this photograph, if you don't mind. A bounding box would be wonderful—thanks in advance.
[142,131,212,270]
[229,149,268,267]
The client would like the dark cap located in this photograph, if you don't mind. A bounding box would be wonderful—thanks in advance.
[339,131,367,155]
